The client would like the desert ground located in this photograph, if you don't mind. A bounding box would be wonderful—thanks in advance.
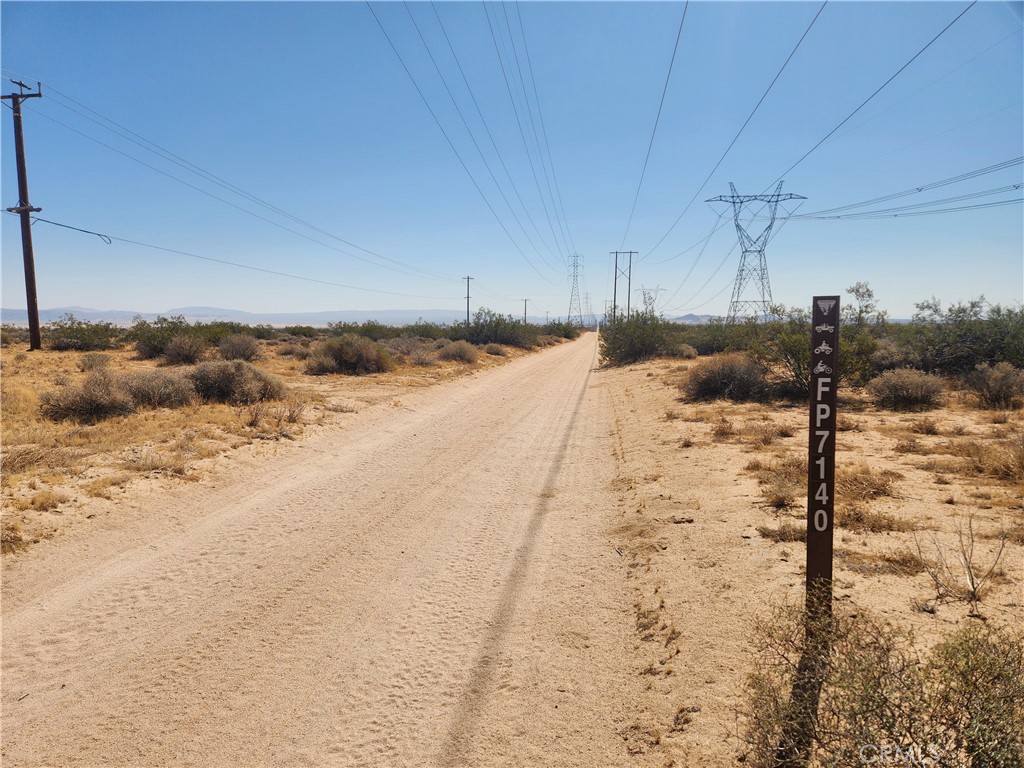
[2,332,1021,766]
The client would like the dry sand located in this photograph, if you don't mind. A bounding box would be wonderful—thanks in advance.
[2,334,1021,767]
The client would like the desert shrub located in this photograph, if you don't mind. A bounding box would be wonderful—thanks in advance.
[188,361,285,403]
[433,338,452,350]
[400,320,447,340]
[437,340,478,364]
[1,324,30,347]
[122,370,196,408]
[600,309,670,364]
[277,343,311,359]
[219,333,261,362]
[39,370,135,423]
[163,334,207,365]
[542,321,580,340]
[451,308,538,348]
[675,343,698,360]
[484,343,507,356]
[868,368,944,411]
[682,353,770,402]
[128,315,193,359]
[966,362,1024,409]
[304,355,337,376]
[742,606,1024,768]
[411,348,435,367]
[282,325,319,338]
[44,314,121,351]
[78,352,111,371]
[305,335,396,375]
[908,298,1024,373]
[870,338,922,374]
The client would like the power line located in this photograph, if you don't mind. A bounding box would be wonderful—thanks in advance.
[14,212,462,300]
[482,0,566,264]
[366,1,557,286]
[767,0,978,187]
[427,3,563,265]
[26,106,453,284]
[620,1,689,251]
[3,68,455,283]
[497,1,571,259]
[402,1,558,274]
[642,0,827,261]
[513,1,576,258]
[795,197,1022,220]
[790,157,1023,216]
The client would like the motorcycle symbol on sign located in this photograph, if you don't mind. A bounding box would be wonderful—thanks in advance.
[814,323,834,333]
[814,361,833,374]
[814,341,833,355]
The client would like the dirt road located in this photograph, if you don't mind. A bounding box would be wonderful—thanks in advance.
[2,334,657,767]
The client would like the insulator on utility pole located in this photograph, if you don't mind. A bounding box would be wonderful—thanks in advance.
[2,80,44,350]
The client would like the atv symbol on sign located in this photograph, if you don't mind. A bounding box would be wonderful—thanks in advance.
[814,341,833,355]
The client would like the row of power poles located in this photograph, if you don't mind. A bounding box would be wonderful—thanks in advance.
[3,80,43,350]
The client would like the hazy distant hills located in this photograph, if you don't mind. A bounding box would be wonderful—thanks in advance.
[1,306,718,326]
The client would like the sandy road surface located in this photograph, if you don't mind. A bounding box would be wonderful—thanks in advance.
[2,334,656,767]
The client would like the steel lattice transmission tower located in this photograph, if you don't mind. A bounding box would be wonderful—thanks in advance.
[706,181,805,322]
[567,252,584,326]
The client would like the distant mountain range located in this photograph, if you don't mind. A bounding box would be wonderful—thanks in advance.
[1,306,469,327]
[0,305,721,327]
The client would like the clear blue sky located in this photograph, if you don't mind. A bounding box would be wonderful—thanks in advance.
[2,1,1022,321]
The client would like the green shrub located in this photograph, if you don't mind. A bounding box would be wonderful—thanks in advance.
[868,368,944,411]
[122,370,196,408]
[188,361,285,403]
[305,335,396,375]
[401,320,448,340]
[742,606,1024,768]
[44,314,121,351]
[277,343,311,359]
[451,308,538,348]
[78,352,111,372]
[219,333,261,362]
[282,325,319,338]
[966,362,1024,409]
[542,321,581,340]
[681,353,770,402]
[600,309,669,364]
[437,340,478,364]
[39,370,134,423]
[870,338,922,374]
[128,316,192,359]
[163,334,207,365]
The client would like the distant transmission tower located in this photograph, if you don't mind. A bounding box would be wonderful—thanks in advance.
[583,292,594,328]
[706,181,804,322]
[567,253,584,326]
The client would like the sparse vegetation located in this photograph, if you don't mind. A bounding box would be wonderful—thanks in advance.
[868,368,944,411]
[219,333,261,362]
[162,334,208,365]
[39,370,136,423]
[437,340,479,364]
[742,606,1024,768]
[188,361,285,403]
[966,362,1024,410]
[682,353,770,402]
[44,314,121,351]
[305,335,396,375]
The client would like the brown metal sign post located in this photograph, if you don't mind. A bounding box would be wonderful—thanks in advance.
[807,296,839,619]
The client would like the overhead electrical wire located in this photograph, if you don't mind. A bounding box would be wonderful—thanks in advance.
[642,0,827,262]
[401,1,559,274]
[427,2,563,265]
[14,213,462,300]
[766,0,978,187]
[796,196,1022,220]
[25,106,455,284]
[482,0,566,264]
[2,67,455,283]
[365,1,559,286]
[650,0,981,307]
[501,0,573,259]
[619,1,690,251]
[513,0,576,258]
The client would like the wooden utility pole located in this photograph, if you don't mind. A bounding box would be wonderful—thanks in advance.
[2,80,44,350]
